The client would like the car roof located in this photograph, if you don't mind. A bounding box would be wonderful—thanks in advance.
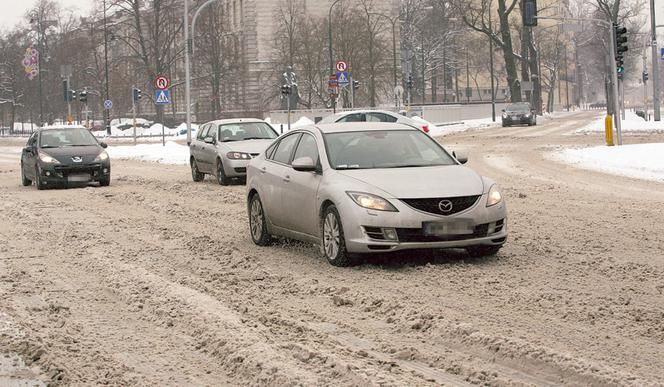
[311,122,419,134]
[38,125,88,131]
[332,109,400,117]
[204,118,267,125]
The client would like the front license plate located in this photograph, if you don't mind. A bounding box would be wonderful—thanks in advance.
[423,221,473,236]
[67,173,90,182]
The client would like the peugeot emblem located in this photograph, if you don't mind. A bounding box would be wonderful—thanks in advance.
[438,199,453,213]
[72,156,83,163]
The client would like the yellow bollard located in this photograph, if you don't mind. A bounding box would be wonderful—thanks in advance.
[605,115,614,146]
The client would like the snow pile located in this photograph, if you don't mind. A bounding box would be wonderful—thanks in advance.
[575,111,664,133]
[107,141,189,165]
[553,143,664,182]
[429,117,501,136]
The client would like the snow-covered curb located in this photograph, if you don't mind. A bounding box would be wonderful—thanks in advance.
[106,142,189,165]
[575,111,664,134]
[551,143,664,182]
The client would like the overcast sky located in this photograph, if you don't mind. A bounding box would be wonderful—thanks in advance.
[0,0,93,30]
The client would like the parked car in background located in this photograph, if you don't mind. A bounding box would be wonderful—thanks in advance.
[501,103,536,127]
[246,122,507,266]
[190,119,279,185]
[318,110,431,133]
[20,125,111,189]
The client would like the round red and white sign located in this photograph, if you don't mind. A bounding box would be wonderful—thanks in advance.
[336,60,348,72]
[155,75,170,90]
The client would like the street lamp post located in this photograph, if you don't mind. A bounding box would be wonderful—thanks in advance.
[328,0,342,113]
[650,0,660,121]
[488,7,496,121]
[184,0,193,144]
[370,12,402,109]
[103,0,111,135]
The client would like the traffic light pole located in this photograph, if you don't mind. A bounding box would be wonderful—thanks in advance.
[132,86,137,145]
[650,0,660,121]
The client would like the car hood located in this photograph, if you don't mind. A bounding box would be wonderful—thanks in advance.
[40,145,103,164]
[221,139,274,154]
[335,165,484,199]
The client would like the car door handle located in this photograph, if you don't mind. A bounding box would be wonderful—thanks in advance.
[283,175,290,183]
[260,167,267,174]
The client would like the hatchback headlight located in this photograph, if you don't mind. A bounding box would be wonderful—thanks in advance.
[94,151,109,162]
[39,153,59,164]
[227,152,251,160]
[347,191,398,212]
[487,184,502,207]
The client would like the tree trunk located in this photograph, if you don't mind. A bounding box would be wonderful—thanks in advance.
[498,0,521,102]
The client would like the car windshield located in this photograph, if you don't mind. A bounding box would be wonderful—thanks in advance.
[39,129,98,148]
[325,130,456,170]
[217,122,278,142]
[505,104,531,113]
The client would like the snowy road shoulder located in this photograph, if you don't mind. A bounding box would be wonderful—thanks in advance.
[574,111,664,134]
[550,143,664,182]
[106,142,189,165]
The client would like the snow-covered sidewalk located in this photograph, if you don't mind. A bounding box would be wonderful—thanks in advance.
[575,111,664,134]
[552,143,664,182]
[106,141,189,165]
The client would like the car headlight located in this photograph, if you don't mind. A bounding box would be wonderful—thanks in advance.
[347,191,398,212]
[227,152,251,160]
[487,184,502,207]
[94,151,109,162]
[39,153,60,164]
[502,113,508,119]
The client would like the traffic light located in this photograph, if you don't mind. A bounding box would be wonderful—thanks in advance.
[132,87,142,103]
[614,24,628,77]
[643,71,649,83]
[280,84,291,95]
[69,89,77,102]
[353,80,360,90]
[407,74,413,89]
[523,0,538,27]
[79,90,88,103]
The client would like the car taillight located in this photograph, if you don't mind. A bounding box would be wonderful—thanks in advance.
[422,125,429,133]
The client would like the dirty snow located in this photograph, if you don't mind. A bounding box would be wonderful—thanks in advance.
[553,143,664,182]
[575,111,664,134]
[106,141,189,165]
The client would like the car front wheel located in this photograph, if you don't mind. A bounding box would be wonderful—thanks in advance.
[34,165,45,190]
[191,158,204,182]
[216,159,230,186]
[21,162,32,186]
[321,205,353,267]
[249,194,272,246]
[100,176,110,186]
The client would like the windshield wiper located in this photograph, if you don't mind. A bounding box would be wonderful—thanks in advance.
[384,164,432,169]
[40,145,60,148]
[219,139,239,142]
[242,137,272,140]
[336,165,363,170]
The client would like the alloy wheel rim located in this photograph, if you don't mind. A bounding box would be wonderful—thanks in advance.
[217,163,224,183]
[250,199,263,240]
[323,213,340,259]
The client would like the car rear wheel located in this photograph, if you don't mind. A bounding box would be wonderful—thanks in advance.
[466,245,502,258]
[216,159,230,186]
[321,205,352,267]
[21,163,32,186]
[191,158,204,182]
[249,194,272,246]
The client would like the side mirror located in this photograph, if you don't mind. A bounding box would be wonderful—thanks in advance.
[22,147,33,154]
[292,157,317,172]
[452,151,468,164]
[501,109,505,112]
[100,142,108,149]
[204,136,216,145]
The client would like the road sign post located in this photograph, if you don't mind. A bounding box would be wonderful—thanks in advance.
[154,88,171,147]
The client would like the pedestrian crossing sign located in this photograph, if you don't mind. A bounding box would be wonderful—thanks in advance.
[336,71,350,87]
[155,89,171,105]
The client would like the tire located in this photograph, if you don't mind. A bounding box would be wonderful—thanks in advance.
[248,194,272,246]
[99,176,110,187]
[216,159,230,186]
[320,205,353,267]
[466,245,502,258]
[21,163,32,186]
[34,166,46,190]
[190,158,204,182]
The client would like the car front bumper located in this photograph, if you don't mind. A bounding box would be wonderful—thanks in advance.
[338,194,507,254]
[222,158,251,177]
[39,162,111,186]
[502,116,535,125]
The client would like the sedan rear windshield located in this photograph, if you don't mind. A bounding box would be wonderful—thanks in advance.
[325,130,456,170]
[39,129,98,148]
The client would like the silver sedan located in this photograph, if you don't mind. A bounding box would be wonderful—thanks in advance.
[189,119,279,185]
[246,123,507,266]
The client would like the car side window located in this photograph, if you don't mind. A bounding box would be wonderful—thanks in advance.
[292,133,319,165]
[272,133,301,164]
[265,141,278,159]
[27,133,37,147]
[367,113,397,123]
[197,124,208,140]
[338,113,365,122]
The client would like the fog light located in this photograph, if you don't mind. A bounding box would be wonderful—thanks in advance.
[383,228,398,241]
[103,168,108,174]
[45,171,51,176]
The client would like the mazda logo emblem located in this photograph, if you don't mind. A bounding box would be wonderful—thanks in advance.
[72,156,83,163]
[438,200,453,213]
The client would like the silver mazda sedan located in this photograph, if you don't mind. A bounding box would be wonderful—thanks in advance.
[190,119,279,185]
[246,123,507,266]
